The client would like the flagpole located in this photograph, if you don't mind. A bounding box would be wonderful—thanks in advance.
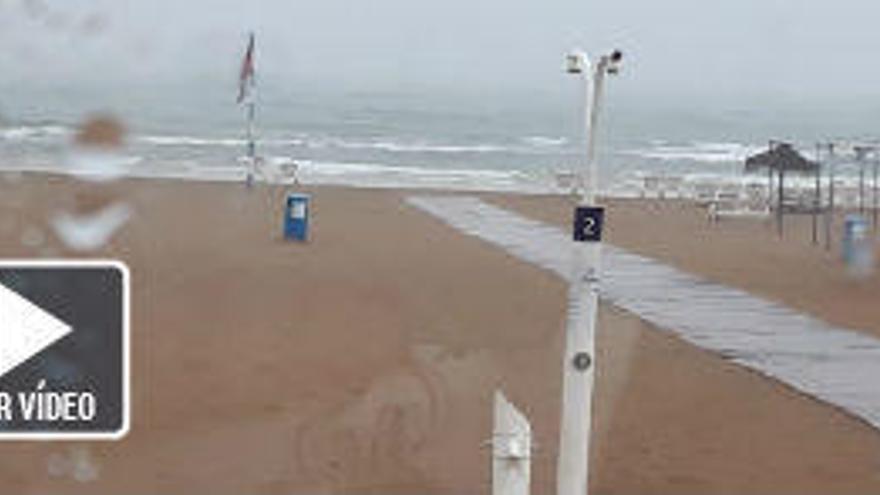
[238,31,257,189]
[246,100,256,188]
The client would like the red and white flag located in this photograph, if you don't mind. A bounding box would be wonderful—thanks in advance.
[236,32,256,104]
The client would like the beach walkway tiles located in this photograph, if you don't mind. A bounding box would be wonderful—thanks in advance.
[407,195,880,430]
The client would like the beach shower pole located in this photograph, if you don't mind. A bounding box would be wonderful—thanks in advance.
[818,143,828,249]
[860,161,866,216]
[826,143,836,251]
[873,151,878,230]
[557,49,621,495]
[856,147,867,216]
[777,161,784,238]
[813,152,820,246]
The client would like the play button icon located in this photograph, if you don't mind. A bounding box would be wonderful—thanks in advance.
[0,283,73,380]
[0,260,129,440]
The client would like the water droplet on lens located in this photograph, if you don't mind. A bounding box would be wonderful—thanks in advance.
[51,202,132,251]
[46,453,68,477]
[67,115,135,183]
[20,226,45,248]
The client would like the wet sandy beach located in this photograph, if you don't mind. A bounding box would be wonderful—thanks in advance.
[0,175,878,494]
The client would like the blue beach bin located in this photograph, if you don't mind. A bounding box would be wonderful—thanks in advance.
[284,193,310,241]
[842,214,873,274]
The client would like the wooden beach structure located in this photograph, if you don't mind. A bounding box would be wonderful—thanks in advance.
[745,141,822,241]
[744,140,880,250]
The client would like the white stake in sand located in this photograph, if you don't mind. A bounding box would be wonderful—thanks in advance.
[557,49,621,495]
[492,391,531,495]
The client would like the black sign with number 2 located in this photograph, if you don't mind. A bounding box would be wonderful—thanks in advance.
[573,206,604,242]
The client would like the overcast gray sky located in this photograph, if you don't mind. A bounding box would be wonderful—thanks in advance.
[1,0,879,103]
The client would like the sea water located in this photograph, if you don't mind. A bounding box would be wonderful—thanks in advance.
[0,82,876,195]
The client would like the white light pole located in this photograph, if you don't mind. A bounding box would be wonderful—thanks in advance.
[556,49,621,495]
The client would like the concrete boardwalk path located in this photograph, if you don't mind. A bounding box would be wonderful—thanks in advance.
[408,195,880,430]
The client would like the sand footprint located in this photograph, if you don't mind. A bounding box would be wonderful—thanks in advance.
[293,365,446,488]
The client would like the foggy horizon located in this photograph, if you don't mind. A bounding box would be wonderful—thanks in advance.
[1,0,880,105]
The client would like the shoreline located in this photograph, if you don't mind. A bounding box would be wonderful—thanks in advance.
[3,164,879,207]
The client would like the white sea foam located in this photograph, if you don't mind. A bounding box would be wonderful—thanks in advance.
[316,138,507,154]
[0,125,71,141]
[0,154,541,193]
[0,154,837,197]
[136,134,509,153]
[137,135,244,147]
[624,141,763,164]
[290,159,535,191]
[139,135,315,148]
[0,126,562,159]
[66,150,143,183]
[522,136,568,147]
[0,124,861,197]
[298,160,522,179]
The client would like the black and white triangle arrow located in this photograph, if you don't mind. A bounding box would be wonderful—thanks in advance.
[0,283,72,380]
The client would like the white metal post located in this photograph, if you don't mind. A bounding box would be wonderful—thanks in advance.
[557,50,619,495]
[245,101,256,188]
[582,69,605,205]
[492,390,532,495]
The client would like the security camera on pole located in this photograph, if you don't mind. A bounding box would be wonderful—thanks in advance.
[556,49,621,495]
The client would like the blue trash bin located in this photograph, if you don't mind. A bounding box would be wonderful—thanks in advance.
[284,193,310,241]
[842,214,871,269]
[843,214,866,262]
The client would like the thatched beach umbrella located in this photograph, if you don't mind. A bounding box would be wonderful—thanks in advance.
[745,142,820,238]
[744,142,818,173]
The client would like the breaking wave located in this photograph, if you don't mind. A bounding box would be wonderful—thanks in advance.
[623,141,762,164]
